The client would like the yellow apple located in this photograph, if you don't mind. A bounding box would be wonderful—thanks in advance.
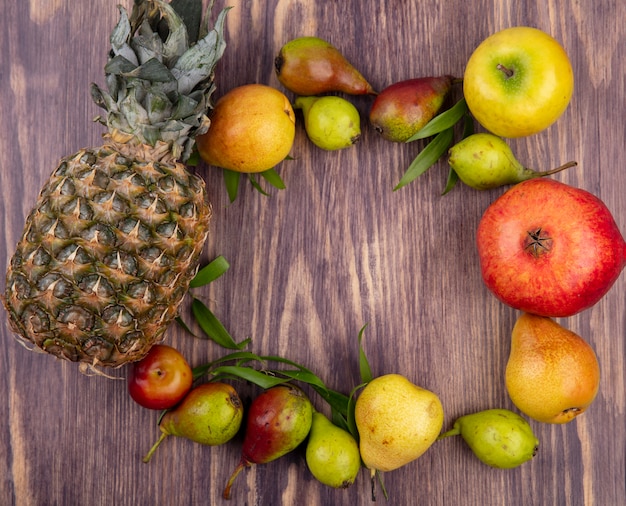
[463,26,574,138]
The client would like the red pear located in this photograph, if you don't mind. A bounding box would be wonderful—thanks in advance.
[223,384,313,499]
[369,76,454,142]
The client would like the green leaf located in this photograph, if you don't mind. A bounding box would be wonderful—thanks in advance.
[277,369,328,390]
[358,324,373,384]
[441,112,475,195]
[175,315,197,337]
[222,169,241,202]
[191,351,267,380]
[330,410,350,432]
[311,386,351,419]
[191,298,249,349]
[208,365,290,389]
[405,97,469,142]
[248,174,271,197]
[189,255,230,288]
[394,127,454,191]
[189,351,354,426]
[441,168,459,195]
[346,382,367,441]
[462,110,476,138]
[260,168,286,190]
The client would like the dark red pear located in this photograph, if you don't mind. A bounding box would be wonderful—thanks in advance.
[369,76,455,142]
[275,36,376,96]
[223,384,313,499]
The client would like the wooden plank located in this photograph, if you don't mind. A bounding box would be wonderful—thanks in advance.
[1,1,624,505]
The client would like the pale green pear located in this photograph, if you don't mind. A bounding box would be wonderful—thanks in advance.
[448,133,575,190]
[438,408,539,468]
[305,412,361,488]
[294,96,361,150]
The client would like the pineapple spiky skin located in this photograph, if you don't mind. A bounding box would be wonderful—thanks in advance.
[4,137,211,367]
[3,0,228,369]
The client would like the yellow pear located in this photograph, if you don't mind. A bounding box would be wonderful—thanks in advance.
[505,312,600,424]
[355,374,444,473]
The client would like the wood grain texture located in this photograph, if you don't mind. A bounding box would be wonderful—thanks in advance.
[1,1,625,505]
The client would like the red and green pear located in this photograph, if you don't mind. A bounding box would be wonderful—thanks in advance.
[223,384,313,499]
[369,76,454,142]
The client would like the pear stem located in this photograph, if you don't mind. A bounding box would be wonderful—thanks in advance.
[533,160,577,176]
[142,432,168,464]
[436,427,461,440]
[223,458,251,500]
[369,468,377,502]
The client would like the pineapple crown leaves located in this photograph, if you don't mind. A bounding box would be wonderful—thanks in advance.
[90,0,230,162]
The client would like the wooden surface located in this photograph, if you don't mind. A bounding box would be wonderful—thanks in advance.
[1,1,625,505]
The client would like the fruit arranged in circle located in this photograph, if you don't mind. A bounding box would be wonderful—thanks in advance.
[463,26,574,138]
[369,76,454,142]
[275,36,376,96]
[128,344,193,410]
[477,178,626,317]
[196,84,296,173]
[505,313,600,424]
[294,95,361,150]
[355,374,444,473]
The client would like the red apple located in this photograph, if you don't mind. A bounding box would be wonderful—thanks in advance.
[128,344,193,410]
[477,178,626,317]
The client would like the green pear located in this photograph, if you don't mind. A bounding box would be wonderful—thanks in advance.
[294,96,361,150]
[448,133,576,190]
[275,36,376,96]
[438,408,539,468]
[369,76,454,142]
[305,412,361,489]
[142,382,243,463]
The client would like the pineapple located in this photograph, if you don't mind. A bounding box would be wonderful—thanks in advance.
[3,0,229,370]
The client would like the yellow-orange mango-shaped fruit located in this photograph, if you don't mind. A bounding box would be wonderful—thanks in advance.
[196,84,296,173]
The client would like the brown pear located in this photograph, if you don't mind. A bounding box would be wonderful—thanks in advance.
[275,36,376,96]
[505,313,600,424]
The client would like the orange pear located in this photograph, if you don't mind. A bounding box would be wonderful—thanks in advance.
[196,84,296,173]
[505,313,600,424]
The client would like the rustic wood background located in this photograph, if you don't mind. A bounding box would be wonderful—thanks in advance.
[1,1,624,505]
